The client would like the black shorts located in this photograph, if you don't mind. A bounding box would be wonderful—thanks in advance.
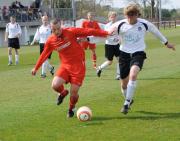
[8,38,20,49]
[119,51,147,79]
[105,44,120,61]
[39,43,52,59]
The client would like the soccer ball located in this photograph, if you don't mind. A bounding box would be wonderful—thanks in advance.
[76,106,92,121]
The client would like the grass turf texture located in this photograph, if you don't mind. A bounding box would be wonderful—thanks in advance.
[0,27,180,141]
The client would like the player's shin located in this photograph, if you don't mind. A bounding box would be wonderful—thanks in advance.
[69,94,79,110]
[124,80,136,105]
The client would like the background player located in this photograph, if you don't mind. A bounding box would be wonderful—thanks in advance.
[96,11,120,80]
[81,12,101,69]
[5,16,22,65]
[31,15,55,78]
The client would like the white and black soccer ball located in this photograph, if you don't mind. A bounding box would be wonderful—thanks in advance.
[76,106,92,121]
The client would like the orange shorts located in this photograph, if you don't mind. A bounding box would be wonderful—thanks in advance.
[81,42,96,50]
[55,61,86,86]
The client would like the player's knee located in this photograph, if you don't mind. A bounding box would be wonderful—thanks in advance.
[129,74,137,81]
[108,61,113,65]
[51,82,59,91]
[70,89,78,96]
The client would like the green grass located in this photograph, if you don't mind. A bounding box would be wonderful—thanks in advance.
[0,27,180,141]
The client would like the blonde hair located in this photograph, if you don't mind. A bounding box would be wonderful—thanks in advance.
[124,3,141,16]
[108,11,117,18]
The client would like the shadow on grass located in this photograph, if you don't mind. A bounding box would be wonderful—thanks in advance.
[85,111,180,125]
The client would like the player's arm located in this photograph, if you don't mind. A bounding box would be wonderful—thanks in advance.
[15,23,22,38]
[147,21,175,50]
[95,21,101,29]
[31,28,40,45]
[32,40,53,75]
[4,24,9,42]
[71,27,110,38]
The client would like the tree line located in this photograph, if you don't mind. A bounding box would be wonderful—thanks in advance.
[42,0,180,21]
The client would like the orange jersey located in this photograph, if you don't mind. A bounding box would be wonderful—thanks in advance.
[82,20,101,29]
[34,27,108,71]
[81,20,101,49]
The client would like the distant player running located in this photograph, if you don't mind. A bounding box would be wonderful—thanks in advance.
[31,15,54,78]
[31,19,110,118]
[96,11,120,80]
[81,12,101,69]
[110,3,175,114]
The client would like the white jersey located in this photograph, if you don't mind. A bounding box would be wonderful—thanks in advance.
[111,18,168,53]
[34,25,51,44]
[5,22,21,38]
[104,22,120,45]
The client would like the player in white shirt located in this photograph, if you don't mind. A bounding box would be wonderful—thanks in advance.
[5,16,22,65]
[31,15,54,78]
[96,11,120,80]
[110,3,175,114]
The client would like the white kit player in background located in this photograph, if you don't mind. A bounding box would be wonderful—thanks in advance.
[110,3,175,114]
[31,15,55,78]
[5,16,22,66]
[96,11,121,80]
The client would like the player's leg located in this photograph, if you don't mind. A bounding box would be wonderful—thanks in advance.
[115,57,120,80]
[121,52,146,114]
[14,38,20,65]
[90,45,97,69]
[47,53,55,76]
[96,44,113,77]
[52,76,69,105]
[67,61,85,118]
[114,44,120,80]
[67,84,80,118]
[14,49,19,65]
[120,76,129,98]
[41,60,48,78]
[8,47,13,65]
[39,43,47,77]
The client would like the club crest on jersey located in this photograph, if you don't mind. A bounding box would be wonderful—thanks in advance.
[138,27,142,31]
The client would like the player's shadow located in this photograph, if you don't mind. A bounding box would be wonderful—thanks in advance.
[87,111,180,125]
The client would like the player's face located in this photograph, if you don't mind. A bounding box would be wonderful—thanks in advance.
[109,14,116,23]
[87,13,94,21]
[125,12,138,24]
[10,17,16,23]
[51,23,62,36]
[42,17,48,25]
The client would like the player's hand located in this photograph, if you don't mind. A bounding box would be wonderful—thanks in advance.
[166,43,175,51]
[107,26,116,36]
[4,38,7,42]
[31,68,37,76]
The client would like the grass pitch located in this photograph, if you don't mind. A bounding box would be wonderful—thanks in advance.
[0,28,180,141]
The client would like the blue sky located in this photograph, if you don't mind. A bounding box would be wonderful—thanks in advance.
[110,0,180,9]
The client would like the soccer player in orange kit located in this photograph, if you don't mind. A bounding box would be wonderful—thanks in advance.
[81,12,101,69]
[31,19,110,118]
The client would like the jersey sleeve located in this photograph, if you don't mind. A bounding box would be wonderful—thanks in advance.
[146,20,168,44]
[17,23,22,35]
[33,28,40,41]
[94,22,101,29]
[70,28,109,38]
[5,24,9,33]
[34,39,53,71]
